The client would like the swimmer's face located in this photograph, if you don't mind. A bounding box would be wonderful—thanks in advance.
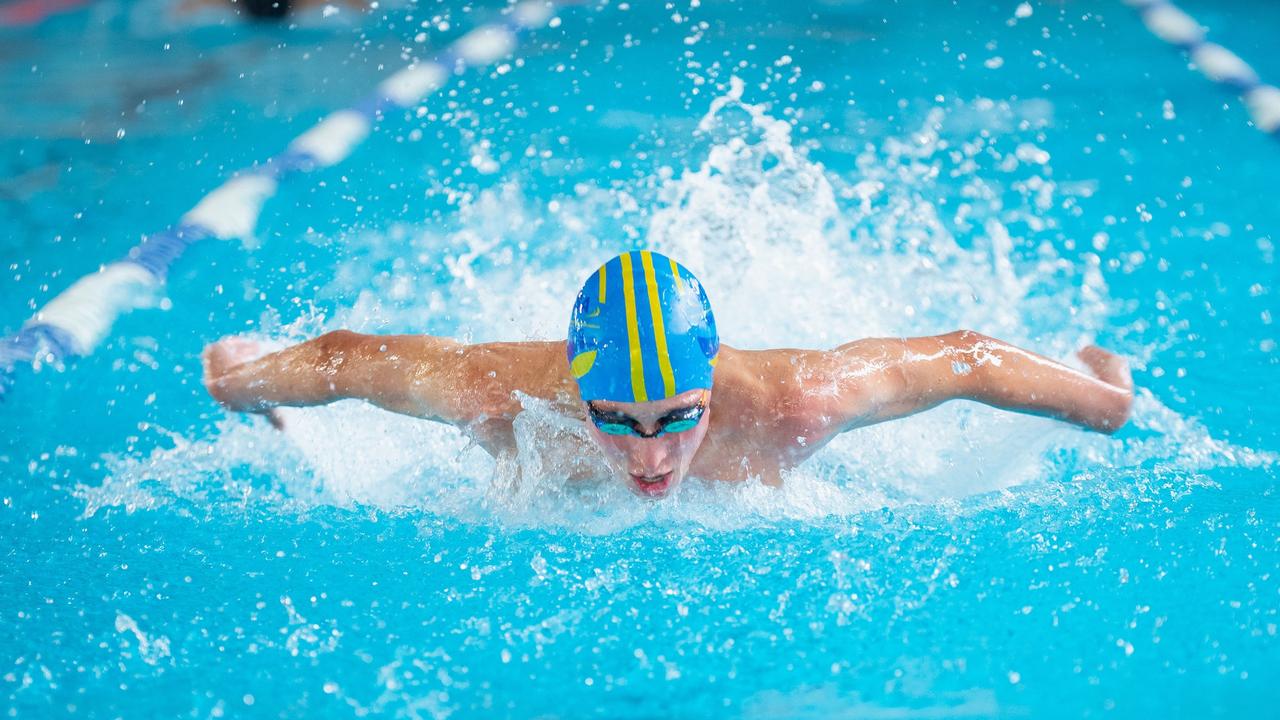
[585,389,711,499]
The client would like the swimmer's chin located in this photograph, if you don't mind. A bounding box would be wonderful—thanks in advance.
[627,471,677,499]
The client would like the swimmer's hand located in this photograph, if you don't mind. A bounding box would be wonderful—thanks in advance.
[1074,344,1135,429]
[202,337,285,430]
[1077,345,1134,393]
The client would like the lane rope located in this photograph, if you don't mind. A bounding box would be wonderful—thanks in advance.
[1123,0,1280,136]
[0,0,561,397]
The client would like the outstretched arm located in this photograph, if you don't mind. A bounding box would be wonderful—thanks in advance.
[201,331,558,432]
[827,330,1133,434]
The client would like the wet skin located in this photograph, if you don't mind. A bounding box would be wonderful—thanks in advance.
[586,389,712,498]
[203,329,1134,495]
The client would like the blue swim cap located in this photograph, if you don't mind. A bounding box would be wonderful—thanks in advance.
[567,251,719,403]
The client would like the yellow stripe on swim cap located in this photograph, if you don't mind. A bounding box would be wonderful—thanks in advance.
[641,251,677,399]
[669,257,681,283]
[598,261,607,304]
[619,252,648,402]
[570,350,597,378]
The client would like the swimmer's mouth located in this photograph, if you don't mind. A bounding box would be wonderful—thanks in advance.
[629,471,673,497]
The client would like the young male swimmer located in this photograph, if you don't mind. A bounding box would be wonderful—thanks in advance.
[202,251,1134,497]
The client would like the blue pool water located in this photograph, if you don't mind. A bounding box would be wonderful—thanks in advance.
[3,0,1279,716]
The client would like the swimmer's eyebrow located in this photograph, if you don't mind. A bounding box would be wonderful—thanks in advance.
[588,406,635,422]
[655,402,704,422]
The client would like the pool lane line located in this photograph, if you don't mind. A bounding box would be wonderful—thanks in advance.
[1123,0,1280,137]
[0,1,564,398]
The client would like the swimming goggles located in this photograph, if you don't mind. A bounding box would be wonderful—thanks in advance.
[587,393,707,438]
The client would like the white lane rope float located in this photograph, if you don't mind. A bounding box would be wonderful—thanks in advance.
[0,1,561,397]
[1123,0,1280,136]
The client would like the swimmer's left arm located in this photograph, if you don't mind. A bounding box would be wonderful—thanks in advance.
[824,331,1134,434]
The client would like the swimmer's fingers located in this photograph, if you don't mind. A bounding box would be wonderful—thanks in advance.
[1076,345,1133,391]
[202,337,251,377]
[201,336,268,390]
[201,336,277,415]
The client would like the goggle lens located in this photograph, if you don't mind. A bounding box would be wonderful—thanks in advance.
[597,422,635,436]
[658,418,699,434]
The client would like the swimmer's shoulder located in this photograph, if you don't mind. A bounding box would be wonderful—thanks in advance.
[442,340,576,452]
[713,345,831,418]
[714,344,867,444]
[715,345,833,395]
[698,346,839,477]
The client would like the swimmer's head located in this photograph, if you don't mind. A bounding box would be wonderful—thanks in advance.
[567,251,719,498]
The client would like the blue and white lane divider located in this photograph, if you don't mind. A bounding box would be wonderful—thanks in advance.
[1124,0,1280,136]
[0,1,559,397]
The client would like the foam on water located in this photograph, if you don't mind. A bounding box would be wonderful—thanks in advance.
[80,81,1275,531]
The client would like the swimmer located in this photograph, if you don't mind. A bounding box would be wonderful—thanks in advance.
[202,251,1134,497]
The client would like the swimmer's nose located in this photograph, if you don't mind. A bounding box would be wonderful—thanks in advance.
[625,436,670,474]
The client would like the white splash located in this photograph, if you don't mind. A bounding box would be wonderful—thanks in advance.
[114,612,171,666]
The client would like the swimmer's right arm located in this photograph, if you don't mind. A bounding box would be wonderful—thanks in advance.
[201,331,526,426]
